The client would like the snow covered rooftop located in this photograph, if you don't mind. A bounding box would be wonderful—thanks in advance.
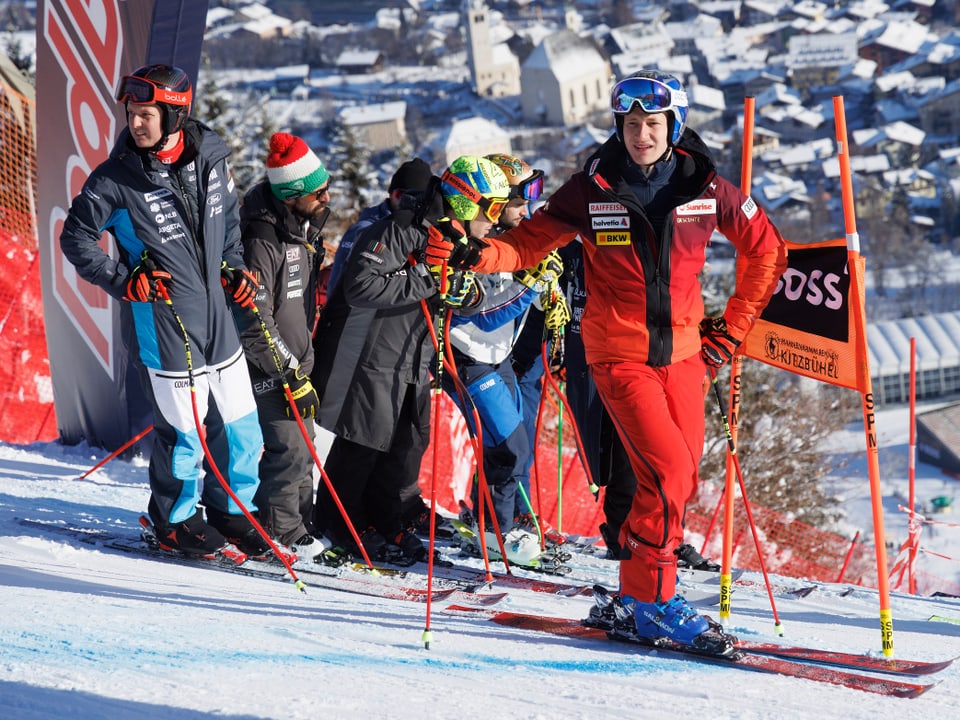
[868,312,960,375]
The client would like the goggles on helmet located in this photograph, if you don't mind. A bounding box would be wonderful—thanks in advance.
[441,169,508,223]
[117,75,191,107]
[611,76,685,116]
[510,169,545,202]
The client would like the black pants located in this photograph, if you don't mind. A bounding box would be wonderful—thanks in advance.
[316,383,430,544]
[252,388,315,545]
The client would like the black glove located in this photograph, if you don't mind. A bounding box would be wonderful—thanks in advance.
[429,265,479,308]
[285,366,319,420]
[124,255,171,303]
[220,262,259,310]
[699,316,741,369]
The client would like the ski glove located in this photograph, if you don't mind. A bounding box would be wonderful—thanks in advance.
[542,290,571,333]
[220,262,259,310]
[124,255,171,303]
[699,316,741,369]
[424,217,488,270]
[285,366,320,420]
[514,250,563,294]
[429,265,479,308]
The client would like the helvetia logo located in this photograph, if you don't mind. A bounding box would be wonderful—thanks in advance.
[591,216,629,230]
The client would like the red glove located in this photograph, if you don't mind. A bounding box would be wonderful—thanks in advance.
[424,217,465,265]
[125,256,171,302]
[220,263,259,309]
[699,316,741,369]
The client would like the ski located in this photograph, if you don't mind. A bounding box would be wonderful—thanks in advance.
[15,517,505,607]
[732,639,956,676]
[443,606,940,698]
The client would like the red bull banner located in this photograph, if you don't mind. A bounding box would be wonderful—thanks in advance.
[742,238,868,393]
[37,0,208,449]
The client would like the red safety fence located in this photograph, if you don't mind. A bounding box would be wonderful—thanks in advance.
[418,388,960,596]
[0,81,56,444]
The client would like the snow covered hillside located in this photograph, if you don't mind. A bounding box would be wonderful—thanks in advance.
[2,402,960,720]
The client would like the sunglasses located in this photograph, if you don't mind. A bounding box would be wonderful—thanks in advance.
[440,169,508,223]
[511,169,545,202]
[116,75,191,107]
[611,76,684,115]
[312,185,330,199]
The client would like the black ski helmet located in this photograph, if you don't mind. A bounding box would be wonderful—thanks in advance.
[117,64,193,137]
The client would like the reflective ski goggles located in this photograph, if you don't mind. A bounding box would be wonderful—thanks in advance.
[117,75,192,107]
[441,169,508,223]
[611,76,683,115]
[510,169,545,202]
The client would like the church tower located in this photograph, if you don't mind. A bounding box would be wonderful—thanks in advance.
[464,0,494,96]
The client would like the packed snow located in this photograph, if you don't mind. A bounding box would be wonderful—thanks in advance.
[2,402,960,720]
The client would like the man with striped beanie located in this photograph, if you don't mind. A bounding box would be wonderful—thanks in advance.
[233,131,333,561]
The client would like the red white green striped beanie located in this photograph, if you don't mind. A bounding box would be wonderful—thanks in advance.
[266,132,329,200]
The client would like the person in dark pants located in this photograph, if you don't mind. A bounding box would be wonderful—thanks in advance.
[310,156,488,563]
[236,132,331,561]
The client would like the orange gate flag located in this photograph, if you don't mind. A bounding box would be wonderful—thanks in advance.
[741,237,869,393]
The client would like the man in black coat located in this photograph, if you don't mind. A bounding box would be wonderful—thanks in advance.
[236,132,330,560]
[310,156,492,563]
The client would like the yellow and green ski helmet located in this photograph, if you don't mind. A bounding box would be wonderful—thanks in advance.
[440,155,510,223]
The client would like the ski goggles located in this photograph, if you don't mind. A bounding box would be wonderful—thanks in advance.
[116,75,192,107]
[510,169,545,202]
[440,169,508,223]
[611,76,684,115]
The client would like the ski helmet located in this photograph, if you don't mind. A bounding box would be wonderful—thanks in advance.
[611,70,688,146]
[485,153,545,202]
[117,64,193,137]
[440,156,511,223]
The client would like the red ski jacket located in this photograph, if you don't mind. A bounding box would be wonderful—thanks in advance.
[474,130,787,367]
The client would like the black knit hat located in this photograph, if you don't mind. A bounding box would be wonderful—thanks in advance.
[388,158,433,193]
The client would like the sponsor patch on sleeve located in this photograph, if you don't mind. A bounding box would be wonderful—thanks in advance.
[741,196,758,220]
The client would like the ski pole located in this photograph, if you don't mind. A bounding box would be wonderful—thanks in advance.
[708,367,782,635]
[418,291,510,577]
[247,304,376,571]
[423,259,448,650]
[539,340,598,497]
[160,287,305,593]
[76,425,154,480]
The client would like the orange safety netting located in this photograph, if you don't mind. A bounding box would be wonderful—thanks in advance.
[0,82,56,444]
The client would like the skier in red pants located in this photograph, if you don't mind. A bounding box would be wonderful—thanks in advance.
[424,69,787,654]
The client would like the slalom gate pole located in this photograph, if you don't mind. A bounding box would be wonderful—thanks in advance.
[160,288,304,592]
[834,94,895,656]
[700,484,725,557]
[248,305,375,571]
[907,337,917,595]
[76,425,154,480]
[836,530,860,583]
[708,368,783,635]
[720,94,755,625]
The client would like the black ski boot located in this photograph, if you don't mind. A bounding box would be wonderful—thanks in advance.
[675,543,720,572]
